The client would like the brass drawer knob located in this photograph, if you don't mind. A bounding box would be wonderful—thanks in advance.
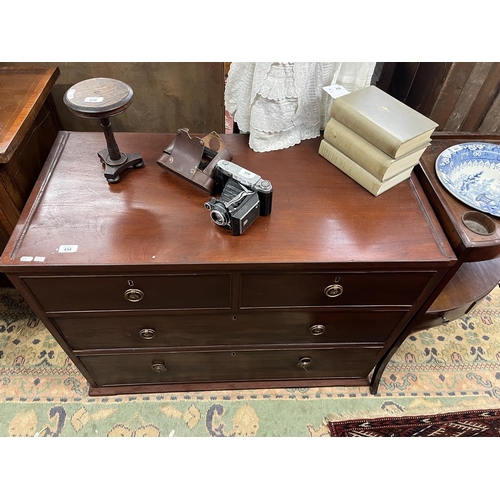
[151,360,167,373]
[309,325,326,335]
[139,328,156,340]
[124,288,144,302]
[297,357,312,370]
[324,284,343,298]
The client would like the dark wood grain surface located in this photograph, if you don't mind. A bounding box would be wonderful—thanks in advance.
[53,310,407,350]
[63,78,133,119]
[79,346,383,387]
[429,257,500,312]
[0,132,454,270]
[0,66,60,162]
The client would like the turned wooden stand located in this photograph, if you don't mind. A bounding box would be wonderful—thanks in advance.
[63,78,143,183]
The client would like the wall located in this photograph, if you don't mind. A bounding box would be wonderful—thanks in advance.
[378,62,500,133]
[6,62,226,134]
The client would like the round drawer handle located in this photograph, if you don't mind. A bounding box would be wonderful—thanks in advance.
[139,328,156,340]
[124,288,144,302]
[151,360,167,373]
[297,357,312,370]
[309,324,326,335]
[324,284,343,298]
[442,316,450,325]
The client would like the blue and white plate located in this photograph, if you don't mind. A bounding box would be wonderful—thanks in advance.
[435,142,500,217]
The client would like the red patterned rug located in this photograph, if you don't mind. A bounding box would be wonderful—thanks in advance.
[328,409,500,437]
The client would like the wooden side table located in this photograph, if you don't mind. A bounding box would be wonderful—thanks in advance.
[0,66,60,268]
[370,132,500,390]
[413,133,500,328]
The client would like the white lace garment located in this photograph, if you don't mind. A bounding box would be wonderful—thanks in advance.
[225,62,376,152]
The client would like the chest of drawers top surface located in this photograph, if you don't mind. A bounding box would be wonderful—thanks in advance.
[0,131,453,270]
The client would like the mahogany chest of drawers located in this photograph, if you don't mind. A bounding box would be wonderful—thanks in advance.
[0,132,456,396]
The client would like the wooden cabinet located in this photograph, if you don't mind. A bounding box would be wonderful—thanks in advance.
[0,132,458,396]
[0,66,60,255]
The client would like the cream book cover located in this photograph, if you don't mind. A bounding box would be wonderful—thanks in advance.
[330,85,438,158]
[323,117,429,182]
[318,139,414,196]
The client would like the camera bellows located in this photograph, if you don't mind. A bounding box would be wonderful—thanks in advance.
[204,160,273,236]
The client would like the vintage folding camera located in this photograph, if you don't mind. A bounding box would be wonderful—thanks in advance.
[204,160,273,236]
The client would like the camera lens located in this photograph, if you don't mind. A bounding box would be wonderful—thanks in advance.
[210,206,229,226]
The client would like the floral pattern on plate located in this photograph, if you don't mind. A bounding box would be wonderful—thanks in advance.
[435,142,500,217]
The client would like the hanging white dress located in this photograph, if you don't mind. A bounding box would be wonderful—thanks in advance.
[225,62,376,152]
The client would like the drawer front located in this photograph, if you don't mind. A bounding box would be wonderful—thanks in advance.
[55,310,406,350]
[23,274,231,312]
[80,347,382,386]
[240,272,434,308]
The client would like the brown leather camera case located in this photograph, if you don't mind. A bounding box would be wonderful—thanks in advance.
[157,128,232,193]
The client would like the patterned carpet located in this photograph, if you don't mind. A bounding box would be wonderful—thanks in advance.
[328,408,500,436]
[1,285,500,437]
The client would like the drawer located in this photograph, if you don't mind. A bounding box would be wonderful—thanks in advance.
[23,274,231,312]
[55,310,406,350]
[240,272,434,308]
[79,346,382,386]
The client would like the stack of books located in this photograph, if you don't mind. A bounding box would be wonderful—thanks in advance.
[319,85,438,196]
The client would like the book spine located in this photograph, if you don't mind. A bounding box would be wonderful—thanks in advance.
[331,99,402,157]
[318,139,385,196]
[323,119,394,180]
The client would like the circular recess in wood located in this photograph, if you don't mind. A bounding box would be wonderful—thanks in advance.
[461,211,496,236]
